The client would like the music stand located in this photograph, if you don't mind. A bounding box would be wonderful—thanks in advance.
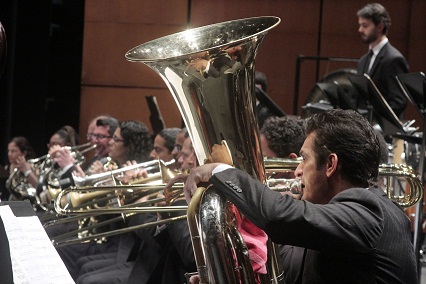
[348,74,405,133]
[316,81,369,117]
[396,72,426,277]
[396,72,426,119]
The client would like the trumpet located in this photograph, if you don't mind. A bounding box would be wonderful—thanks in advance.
[71,159,162,187]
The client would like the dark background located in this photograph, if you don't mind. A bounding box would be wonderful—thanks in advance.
[0,0,84,163]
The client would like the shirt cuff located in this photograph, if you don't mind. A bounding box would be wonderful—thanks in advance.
[212,164,233,175]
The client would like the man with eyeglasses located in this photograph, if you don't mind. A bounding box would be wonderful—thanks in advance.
[84,115,119,174]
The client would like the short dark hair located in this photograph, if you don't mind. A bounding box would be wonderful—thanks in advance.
[120,120,152,163]
[261,116,305,158]
[306,109,381,187]
[255,71,268,92]
[97,117,119,137]
[357,3,391,35]
[158,128,181,152]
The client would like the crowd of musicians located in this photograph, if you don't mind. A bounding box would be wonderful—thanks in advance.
[1,3,424,284]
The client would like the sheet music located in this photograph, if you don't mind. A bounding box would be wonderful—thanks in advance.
[0,206,74,284]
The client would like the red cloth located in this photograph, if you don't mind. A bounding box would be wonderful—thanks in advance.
[229,204,268,275]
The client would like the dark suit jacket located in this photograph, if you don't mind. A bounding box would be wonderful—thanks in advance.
[357,42,409,116]
[210,168,417,284]
[128,201,196,284]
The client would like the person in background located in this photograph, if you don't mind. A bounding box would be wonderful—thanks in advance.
[5,136,38,201]
[73,120,153,283]
[178,131,198,172]
[84,116,119,174]
[260,116,305,159]
[356,3,409,117]
[171,127,187,166]
[150,127,181,163]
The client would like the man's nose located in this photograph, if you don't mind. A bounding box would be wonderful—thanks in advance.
[294,164,302,177]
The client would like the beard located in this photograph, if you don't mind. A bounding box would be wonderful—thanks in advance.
[361,31,378,44]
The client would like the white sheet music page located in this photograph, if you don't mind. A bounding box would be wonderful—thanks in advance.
[0,205,74,284]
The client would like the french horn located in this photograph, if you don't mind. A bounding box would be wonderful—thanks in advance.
[126,16,282,283]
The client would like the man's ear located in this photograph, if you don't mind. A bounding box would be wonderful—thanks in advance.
[326,153,338,177]
[377,22,385,34]
[288,153,298,159]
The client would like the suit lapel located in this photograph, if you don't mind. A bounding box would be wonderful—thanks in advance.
[369,43,388,76]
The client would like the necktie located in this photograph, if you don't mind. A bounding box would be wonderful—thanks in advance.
[364,49,374,74]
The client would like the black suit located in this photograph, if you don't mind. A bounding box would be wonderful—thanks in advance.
[357,42,409,117]
[210,168,417,283]
[128,200,196,284]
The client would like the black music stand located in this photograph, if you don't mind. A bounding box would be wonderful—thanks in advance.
[316,82,361,111]
[348,73,405,134]
[396,72,426,277]
[396,72,426,119]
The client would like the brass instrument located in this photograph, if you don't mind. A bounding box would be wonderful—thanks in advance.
[126,16,282,283]
[71,159,160,187]
[263,156,423,208]
[378,163,423,208]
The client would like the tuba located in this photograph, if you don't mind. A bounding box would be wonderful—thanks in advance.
[126,16,282,283]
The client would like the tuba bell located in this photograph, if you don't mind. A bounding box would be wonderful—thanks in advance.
[126,16,282,283]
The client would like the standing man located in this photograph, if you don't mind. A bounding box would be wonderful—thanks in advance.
[357,3,409,117]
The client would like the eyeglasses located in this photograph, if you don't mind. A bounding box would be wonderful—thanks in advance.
[87,133,112,140]
[112,135,125,143]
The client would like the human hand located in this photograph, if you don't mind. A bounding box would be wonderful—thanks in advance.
[87,160,106,174]
[180,163,221,204]
[119,160,148,184]
[51,147,75,169]
[207,140,233,165]
[16,156,31,173]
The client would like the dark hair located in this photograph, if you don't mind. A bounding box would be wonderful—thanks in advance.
[261,116,305,158]
[357,3,391,35]
[305,109,380,187]
[255,71,268,92]
[120,120,152,163]
[55,125,79,146]
[97,117,119,137]
[9,136,36,159]
[158,128,181,152]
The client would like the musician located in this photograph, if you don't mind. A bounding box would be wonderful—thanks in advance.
[73,120,153,283]
[171,127,187,163]
[5,136,38,200]
[178,131,198,171]
[175,109,417,283]
[356,3,409,117]
[260,116,305,160]
[126,133,197,284]
[259,116,307,283]
[84,116,119,174]
[150,127,181,163]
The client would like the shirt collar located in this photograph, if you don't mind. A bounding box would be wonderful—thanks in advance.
[369,37,388,56]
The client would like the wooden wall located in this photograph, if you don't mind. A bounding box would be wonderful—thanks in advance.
[80,0,426,138]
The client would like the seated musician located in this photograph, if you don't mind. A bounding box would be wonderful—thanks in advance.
[46,120,153,281]
[125,131,198,284]
[170,109,417,283]
[5,136,38,201]
[76,125,188,284]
